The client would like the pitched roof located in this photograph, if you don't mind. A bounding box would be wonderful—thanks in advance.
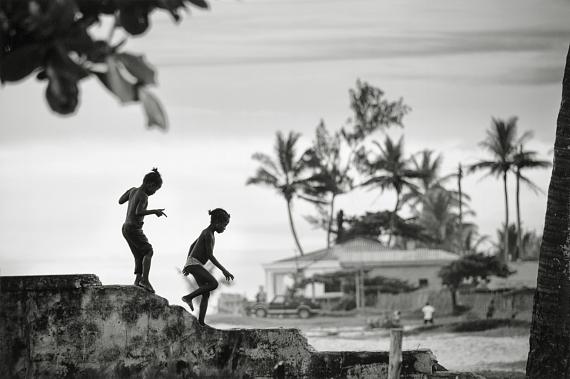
[333,237,389,253]
[269,236,458,267]
[273,247,336,264]
[337,247,459,267]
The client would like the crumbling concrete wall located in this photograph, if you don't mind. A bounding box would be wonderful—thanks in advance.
[1,274,448,378]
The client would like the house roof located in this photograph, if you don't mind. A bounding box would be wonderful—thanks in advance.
[273,247,336,264]
[268,237,458,268]
[337,249,458,267]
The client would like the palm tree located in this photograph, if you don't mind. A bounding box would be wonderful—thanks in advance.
[527,47,570,378]
[358,135,423,245]
[418,188,475,251]
[246,131,309,256]
[418,189,460,247]
[413,150,444,193]
[512,144,551,260]
[302,121,352,249]
[401,150,444,211]
[469,117,528,262]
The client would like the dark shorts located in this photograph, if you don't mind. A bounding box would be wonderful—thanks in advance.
[122,224,153,274]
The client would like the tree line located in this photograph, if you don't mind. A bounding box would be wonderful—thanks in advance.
[247,80,551,263]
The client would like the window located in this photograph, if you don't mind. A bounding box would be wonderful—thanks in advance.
[419,278,429,287]
[324,279,341,293]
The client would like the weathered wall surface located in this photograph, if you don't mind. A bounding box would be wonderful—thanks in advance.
[0,274,472,379]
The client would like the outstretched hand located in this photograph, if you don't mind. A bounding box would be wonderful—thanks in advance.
[223,271,234,281]
[155,209,167,218]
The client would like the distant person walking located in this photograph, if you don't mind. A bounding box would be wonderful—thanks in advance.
[421,302,435,324]
[392,309,401,325]
[182,209,234,327]
[486,299,496,319]
[119,168,167,294]
[256,285,267,303]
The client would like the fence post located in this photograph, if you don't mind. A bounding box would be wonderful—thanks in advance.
[388,328,403,379]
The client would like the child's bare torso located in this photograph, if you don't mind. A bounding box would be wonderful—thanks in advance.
[124,187,148,227]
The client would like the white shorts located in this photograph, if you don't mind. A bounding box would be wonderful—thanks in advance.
[184,256,203,268]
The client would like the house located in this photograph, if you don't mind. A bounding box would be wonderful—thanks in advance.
[262,237,459,302]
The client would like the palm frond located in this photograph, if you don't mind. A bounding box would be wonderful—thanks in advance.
[251,152,281,177]
[246,167,280,187]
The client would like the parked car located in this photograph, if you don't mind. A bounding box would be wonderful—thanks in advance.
[249,295,321,319]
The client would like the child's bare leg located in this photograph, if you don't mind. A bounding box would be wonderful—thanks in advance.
[139,253,155,293]
[198,292,210,325]
[182,267,218,315]
[134,253,144,286]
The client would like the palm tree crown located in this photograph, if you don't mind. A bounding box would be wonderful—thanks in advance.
[469,117,530,262]
[358,135,423,244]
[246,131,309,255]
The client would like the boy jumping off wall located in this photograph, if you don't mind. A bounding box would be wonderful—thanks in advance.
[182,208,234,327]
[119,168,167,293]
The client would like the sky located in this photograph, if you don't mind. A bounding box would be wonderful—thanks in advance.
[1,0,569,308]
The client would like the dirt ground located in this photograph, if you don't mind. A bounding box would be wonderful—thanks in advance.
[208,313,529,378]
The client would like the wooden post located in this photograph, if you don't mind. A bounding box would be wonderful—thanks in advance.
[388,328,403,379]
[355,271,360,310]
[360,268,365,310]
[311,281,315,301]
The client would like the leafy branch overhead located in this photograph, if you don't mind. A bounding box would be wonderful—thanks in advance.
[0,0,209,129]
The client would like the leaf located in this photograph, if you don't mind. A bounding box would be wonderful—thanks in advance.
[157,0,188,21]
[119,4,150,36]
[48,44,90,82]
[0,44,47,82]
[45,65,79,115]
[95,56,138,103]
[139,87,168,130]
[116,52,156,85]
[187,0,209,9]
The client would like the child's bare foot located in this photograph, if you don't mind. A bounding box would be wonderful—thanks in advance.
[181,296,194,311]
[134,276,142,286]
[198,321,209,328]
[139,280,155,293]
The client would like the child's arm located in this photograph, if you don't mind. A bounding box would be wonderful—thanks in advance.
[118,188,134,204]
[135,195,167,218]
[203,232,233,280]
[210,256,234,281]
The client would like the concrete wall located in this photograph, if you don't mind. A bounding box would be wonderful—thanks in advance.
[0,274,453,379]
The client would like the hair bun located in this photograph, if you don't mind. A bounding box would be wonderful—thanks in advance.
[152,167,159,173]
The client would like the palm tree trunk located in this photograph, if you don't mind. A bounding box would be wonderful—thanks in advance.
[516,168,522,261]
[502,170,510,263]
[326,195,336,249]
[387,192,400,246]
[458,163,464,255]
[527,45,570,378]
[450,288,458,313]
[286,200,305,256]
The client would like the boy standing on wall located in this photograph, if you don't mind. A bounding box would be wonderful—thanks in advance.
[119,168,167,293]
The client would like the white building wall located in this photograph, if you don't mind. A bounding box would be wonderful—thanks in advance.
[264,260,342,301]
